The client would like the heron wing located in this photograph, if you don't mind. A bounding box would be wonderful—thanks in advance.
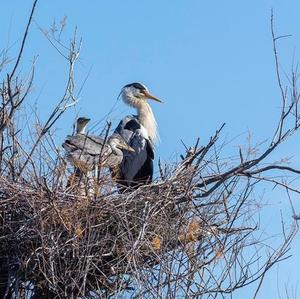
[115,116,154,183]
[65,150,98,171]
[63,133,116,171]
[63,134,107,156]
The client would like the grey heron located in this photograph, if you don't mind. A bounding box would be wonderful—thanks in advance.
[114,82,162,188]
[63,117,134,176]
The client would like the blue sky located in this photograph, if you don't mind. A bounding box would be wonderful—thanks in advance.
[1,1,300,298]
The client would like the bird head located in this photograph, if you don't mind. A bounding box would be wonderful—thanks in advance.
[121,82,162,107]
[109,134,135,152]
[76,117,90,134]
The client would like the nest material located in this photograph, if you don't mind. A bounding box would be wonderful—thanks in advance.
[0,158,248,298]
[0,169,184,296]
[1,124,298,298]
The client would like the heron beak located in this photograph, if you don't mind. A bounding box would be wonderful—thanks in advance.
[80,118,91,124]
[119,144,135,152]
[143,90,163,103]
[126,145,135,152]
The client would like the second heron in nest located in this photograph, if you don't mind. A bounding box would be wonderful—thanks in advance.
[63,117,134,177]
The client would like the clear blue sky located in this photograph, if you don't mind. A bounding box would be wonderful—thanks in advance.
[1,1,300,298]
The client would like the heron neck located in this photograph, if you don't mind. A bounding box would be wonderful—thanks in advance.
[110,143,122,156]
[76,124,86,134]
[122,93,158,143]
[137,102,158,143]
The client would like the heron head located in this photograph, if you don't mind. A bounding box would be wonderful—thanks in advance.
[76,117,90,134]
[109,134,135,152]
[121,82,162,105]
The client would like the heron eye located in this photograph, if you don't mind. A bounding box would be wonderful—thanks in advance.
[136,91,146,99]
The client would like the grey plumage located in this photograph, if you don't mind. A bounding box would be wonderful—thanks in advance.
[115,116,154,184]
[114,83,162,188]
[63,118,134,174]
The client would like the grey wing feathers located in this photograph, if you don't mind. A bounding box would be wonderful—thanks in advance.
[63,134,106,155]
[115,116,154,156]
[114,116,137,144]
[63,134,112,171]
[121,130,149,181]
[114,115,155,183]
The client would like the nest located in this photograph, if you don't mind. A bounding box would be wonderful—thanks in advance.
[0,166,189,296]
[0,122,298,298]
[0,146,261,299]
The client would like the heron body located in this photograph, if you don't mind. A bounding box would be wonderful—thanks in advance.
[63,118,133,174]
[115,115,154,184]
[114,83,162,188]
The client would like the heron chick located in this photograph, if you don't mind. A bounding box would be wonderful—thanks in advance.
[63,117,134,175]
[76,116,91,134]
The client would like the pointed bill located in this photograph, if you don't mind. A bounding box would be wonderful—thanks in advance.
[142,90,163,103]
[119,143,135,152]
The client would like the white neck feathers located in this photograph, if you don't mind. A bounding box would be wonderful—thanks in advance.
[76,124,86,134]
[138,102,158,143]
[122,94,159,143]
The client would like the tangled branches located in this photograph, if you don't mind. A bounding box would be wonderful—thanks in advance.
[0,124,299,298]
